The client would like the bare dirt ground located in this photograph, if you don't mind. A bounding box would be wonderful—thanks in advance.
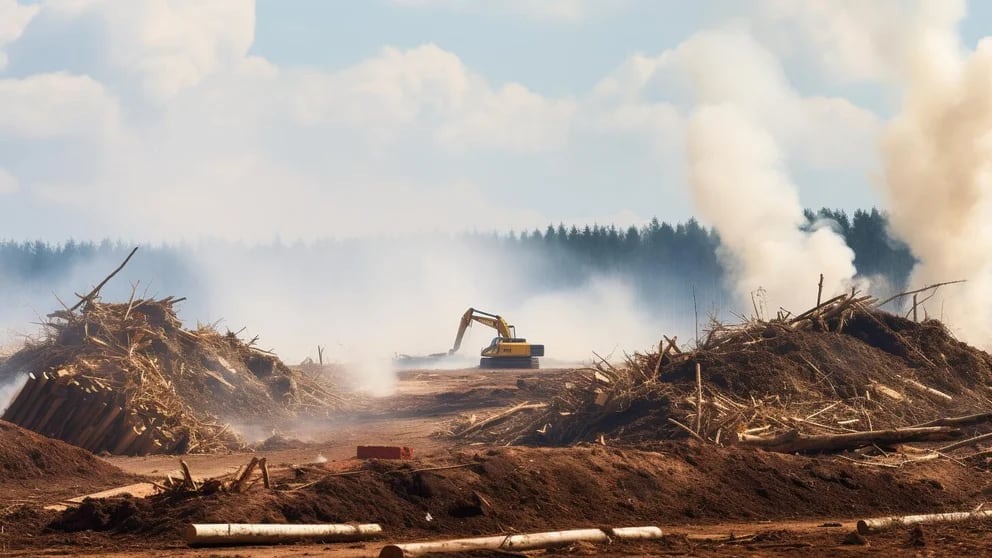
[2,366,992,557]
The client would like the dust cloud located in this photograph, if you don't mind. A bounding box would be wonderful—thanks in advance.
[0,238,688,397]
[880,0,992,347]
[186,238,680,395]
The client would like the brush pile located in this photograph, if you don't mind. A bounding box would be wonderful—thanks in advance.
[0,296,346,455]
[456,288,992,455]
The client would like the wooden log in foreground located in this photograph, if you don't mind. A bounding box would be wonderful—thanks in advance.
[739,426,960,454]
[898,377,952,402]
[938,431,992,453]
[378,526,663,557]
[857,510,992,534]
[185,523,383,546]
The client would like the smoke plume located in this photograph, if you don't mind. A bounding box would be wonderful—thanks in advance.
[881,0,992,346]
[676,29,861,313]
[687,105,858,313]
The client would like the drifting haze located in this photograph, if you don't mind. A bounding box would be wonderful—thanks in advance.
[0,239,685,395]
[192,239,674,393]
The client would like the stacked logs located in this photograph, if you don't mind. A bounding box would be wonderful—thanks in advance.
[2,370,234,455]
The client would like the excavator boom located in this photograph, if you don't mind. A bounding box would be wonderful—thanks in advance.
[449,308,514,354]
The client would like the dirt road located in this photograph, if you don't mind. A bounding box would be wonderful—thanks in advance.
[104,368,543,479]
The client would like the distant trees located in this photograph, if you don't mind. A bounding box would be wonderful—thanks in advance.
[802,208,914,287]
[0,208,915,308]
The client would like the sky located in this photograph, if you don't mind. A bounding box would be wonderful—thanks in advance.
[0,0,990,242]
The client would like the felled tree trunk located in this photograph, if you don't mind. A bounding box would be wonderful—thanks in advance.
[738,426,960,454]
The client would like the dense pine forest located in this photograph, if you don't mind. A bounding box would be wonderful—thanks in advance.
[0,208,913,299]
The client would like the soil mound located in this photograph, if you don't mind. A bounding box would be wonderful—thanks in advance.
[42,445,990,542]
[0,420,123,481]
[0,419,135,506]
[0,297,346,455]
[458,293,992,450]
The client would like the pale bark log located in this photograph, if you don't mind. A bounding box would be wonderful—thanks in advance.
[378,526,663,557]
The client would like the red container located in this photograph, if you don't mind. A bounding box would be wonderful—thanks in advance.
[356,445,414,459]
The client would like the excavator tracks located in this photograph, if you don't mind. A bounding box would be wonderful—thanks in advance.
[480,357,540,369]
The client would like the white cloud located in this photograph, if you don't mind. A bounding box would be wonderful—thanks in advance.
[757,0,920,82]
[435,82,576,152]
[0,72,120,138]
[40,0,254,100]
[0,0,886,244]
[261,44,574,153]
[0,167,18,194]
[589,26,882,181]
[389,0,629,22]
[0,1,38,44]
[0,0,40,70]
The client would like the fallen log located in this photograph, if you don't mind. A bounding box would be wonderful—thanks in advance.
[897,377,952,402]
[870,383,904,402]
[938,431,992,453]
[457,402,546,437]
[738,426,961,454]
[857,510,992,534]
[378,526,663,557]
[185,523,383,546]
[912,412,992,429]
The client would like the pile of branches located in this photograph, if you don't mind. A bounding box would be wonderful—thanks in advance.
[0,249,349,454]
[454,285,992,455]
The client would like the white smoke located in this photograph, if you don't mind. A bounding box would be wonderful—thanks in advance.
[687,105,858,313]
[880,0,992,346]
[675,28,862,313]
[0,374,28,416]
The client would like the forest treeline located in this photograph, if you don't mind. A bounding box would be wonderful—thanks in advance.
[483,207,913,294]
[0,208,914,308]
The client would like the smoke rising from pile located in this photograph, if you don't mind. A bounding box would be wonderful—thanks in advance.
[687,105,858,312]
[676,29,861,313]
[881,0,992,346]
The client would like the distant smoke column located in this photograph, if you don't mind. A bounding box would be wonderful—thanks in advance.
[687,104,858,313]
[881,1,992,346]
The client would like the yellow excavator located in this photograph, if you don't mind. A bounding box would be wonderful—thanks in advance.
[449,308,544,369]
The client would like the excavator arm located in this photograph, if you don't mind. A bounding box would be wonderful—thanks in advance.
[449,308,516,354]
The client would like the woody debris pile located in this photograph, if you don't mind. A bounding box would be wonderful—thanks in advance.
[0,250,346,455]
[455,285,992,463]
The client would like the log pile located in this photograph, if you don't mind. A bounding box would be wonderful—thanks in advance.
[455,288,992,455]
[0,295,347,455]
